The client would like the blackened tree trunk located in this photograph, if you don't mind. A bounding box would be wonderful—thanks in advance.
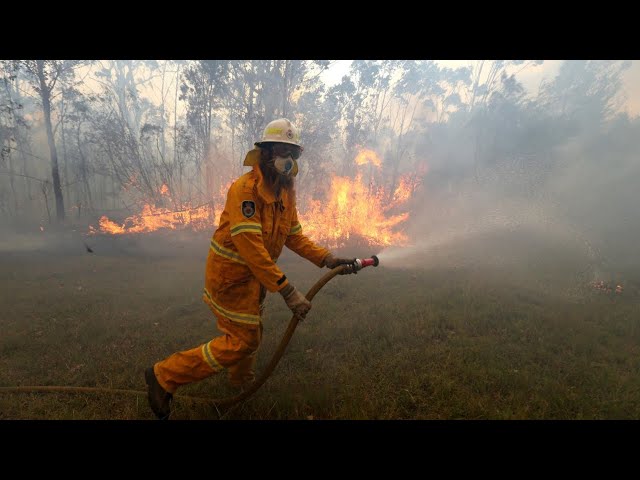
[36,60,65,222]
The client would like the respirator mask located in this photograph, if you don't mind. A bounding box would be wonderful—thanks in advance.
[272,144,301,177]
[274,155,295,176]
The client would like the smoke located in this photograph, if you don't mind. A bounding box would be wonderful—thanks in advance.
[369,60,640,298]
[376,135,639,298]
[1,60,638,289]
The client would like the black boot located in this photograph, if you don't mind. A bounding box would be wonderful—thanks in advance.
[145,367,173,420]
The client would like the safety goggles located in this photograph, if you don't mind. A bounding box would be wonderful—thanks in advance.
[271,143,303,160]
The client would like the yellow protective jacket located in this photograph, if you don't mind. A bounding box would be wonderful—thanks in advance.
[203,164,330,325]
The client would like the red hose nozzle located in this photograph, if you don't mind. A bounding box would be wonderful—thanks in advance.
[354,255,380,271]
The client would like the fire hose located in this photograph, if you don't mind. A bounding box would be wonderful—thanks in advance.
[0,255,380,419]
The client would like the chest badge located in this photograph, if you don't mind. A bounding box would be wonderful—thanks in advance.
[241,200,256,219]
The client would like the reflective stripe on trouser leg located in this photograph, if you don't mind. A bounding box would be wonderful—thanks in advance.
[154,312,263,394]
[154,343,223,394]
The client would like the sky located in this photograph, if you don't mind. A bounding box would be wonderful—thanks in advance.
[67,60,639,134]
[320,60,640,117]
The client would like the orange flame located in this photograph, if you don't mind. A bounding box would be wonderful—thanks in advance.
[94,204,216,235]
[354,148,382,167]
[299,170,418,249]
[90,149,422,247]
[90,181,232,235]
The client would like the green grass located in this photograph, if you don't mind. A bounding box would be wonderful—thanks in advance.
[1,231,639,419]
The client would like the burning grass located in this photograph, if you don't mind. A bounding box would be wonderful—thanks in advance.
[299,172,413,249]
[88,149,420,250]
[88,183,229,236]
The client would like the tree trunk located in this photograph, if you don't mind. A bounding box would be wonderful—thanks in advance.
[60,95,70,205]
[42,182,51,224]
[36,60,65,222]
[174,64,181,201]
[160,61,167,160]
[8,151,18,217]
[77,121,93,211]
[18,142,32,202]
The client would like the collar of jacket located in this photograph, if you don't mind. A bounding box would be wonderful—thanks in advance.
[252,163,289,206]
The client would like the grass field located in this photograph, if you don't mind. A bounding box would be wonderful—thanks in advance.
[1,229,639,420]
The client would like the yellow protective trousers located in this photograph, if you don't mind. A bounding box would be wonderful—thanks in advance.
[154,313,264,394]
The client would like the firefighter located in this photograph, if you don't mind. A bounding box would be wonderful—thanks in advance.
[145,118,356,419]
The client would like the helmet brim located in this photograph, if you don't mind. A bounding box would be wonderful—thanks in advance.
[255,140,303,148]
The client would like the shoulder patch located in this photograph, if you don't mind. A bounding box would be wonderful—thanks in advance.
[241,200,256,219]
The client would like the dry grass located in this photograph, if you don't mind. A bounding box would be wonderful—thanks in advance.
[1,230,639,419]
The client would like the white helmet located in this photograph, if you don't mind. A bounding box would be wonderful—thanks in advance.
[254,118,302,147]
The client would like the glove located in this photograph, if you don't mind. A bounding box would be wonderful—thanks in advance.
[323,253,357,274]
[279,284,312,321]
